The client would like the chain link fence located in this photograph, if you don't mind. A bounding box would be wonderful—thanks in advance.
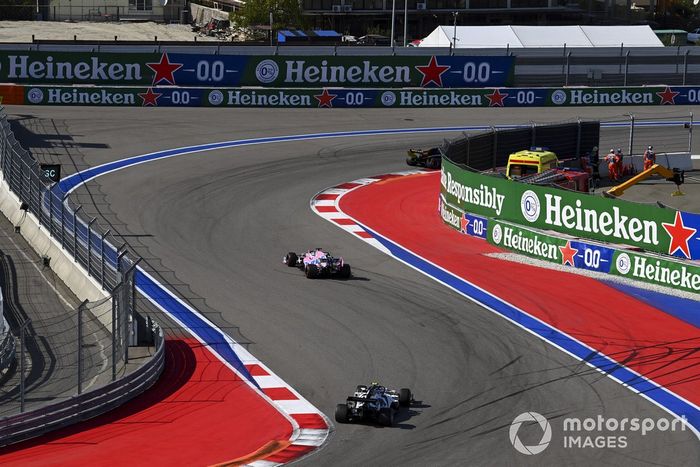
[441,113,693,171]
[0,106,150,416]
[442,120,600,171]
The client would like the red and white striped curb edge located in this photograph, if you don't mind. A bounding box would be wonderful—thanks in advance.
[244,169,427,466]
[233,342,331,466]
[310,170,431,250]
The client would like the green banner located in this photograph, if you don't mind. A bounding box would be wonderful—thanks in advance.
[439,195,463,231]
[486,218,700,295]
[547,87,684,106]
[440,158,697,259]
[488,219,566,263]
[611,250,700,294]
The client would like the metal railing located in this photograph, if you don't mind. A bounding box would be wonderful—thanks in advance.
[0,106,165,444]
[0,107,137,376]
[0,326,164,447]
[0,112,132,294]
[0,5,185,23]
[441,113,694,173]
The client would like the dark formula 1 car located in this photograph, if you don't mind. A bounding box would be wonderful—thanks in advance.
[406,147,441,169]
[283,249,351,279]
[335,383,412,426]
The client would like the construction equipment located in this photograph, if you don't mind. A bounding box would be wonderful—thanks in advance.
[606,164,685,197]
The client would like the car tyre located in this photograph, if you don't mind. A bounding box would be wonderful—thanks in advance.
[406,157,417,166]
[305,264,319,279]
[339,264,351,279]
[335,404,349,423]
[285,252,298,267]
[399,388,412,407]
[380,408,394,427]
[426,157,440,169]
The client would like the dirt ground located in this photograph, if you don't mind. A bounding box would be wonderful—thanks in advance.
[0,20,219,42]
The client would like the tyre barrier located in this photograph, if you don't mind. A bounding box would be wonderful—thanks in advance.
[0,325,164,447]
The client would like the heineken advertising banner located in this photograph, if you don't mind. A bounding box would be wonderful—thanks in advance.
[611,249,700,294]
[439,194,489,239]
[488,219,700,294]
[0,51,513,88]
[19,85,700,108]
[441,158,700,260]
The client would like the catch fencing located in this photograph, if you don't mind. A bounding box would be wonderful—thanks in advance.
[440,113,694,173]
[0,107,159,418]
[442,121,600,171]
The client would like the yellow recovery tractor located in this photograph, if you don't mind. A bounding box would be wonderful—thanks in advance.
[606,164,685,197]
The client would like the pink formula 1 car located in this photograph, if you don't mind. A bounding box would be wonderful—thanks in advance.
[283,249,352,279]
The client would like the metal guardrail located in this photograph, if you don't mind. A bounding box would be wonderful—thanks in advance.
[0,111,126,293]
[0,107,165,444]
[441,121,600,171]
[441,114,695,173]
[0,326,164,447]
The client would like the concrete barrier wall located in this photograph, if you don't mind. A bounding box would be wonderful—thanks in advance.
[0,178,111,329]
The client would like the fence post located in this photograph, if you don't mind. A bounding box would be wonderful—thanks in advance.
[60,195,66,248]
[565,51,571,86]
[465,134,471,167]
[491,126,498,170]
[47,185,53,235]
[18,160,23,201]
[87,218,96,277]
[111,289,117,381]
[623,51,630,87]
[684,50,689,86]
[100,230,110,289]
[531,121,536,147]
[628,114,635,158]
[576,118,582,157]
[27,172,32,214]
[121,258,142,365]
[561,43,567,81]
[688,112,694,156]
[77,301,87,394]
[72,205,82,260]
[19,319,31,413]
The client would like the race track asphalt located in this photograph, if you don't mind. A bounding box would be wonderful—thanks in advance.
[7,105,700,466]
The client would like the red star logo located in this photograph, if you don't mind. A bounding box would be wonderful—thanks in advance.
[662,211,696,258]
[460,215,469,234]
[558,241,578,266]
[656,86,680,105]
[146,53,183,85]
[415,56,450,87]
[138,88,162,107]
[314,89,337,108]
[486,89,509,107]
